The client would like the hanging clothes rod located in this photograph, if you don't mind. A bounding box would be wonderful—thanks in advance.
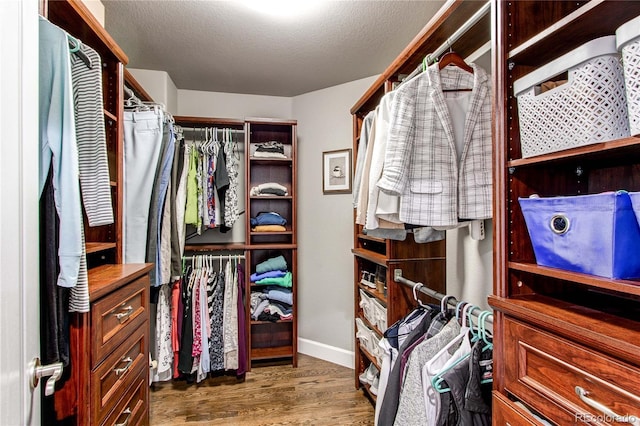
[177,127,245,133]
[402,1,491,83]
[183,254,245,261]
[393,269,492,323]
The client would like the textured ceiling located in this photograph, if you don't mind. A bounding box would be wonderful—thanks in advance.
[103,1,446,96]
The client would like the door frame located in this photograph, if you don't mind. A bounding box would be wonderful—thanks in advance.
[0,0,41,424]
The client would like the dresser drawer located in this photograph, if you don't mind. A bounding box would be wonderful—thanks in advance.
[504,317,640,425]
[492,392,545,426]
[91,275,149,366]
[91,324,148,425]
[101,373,148,426]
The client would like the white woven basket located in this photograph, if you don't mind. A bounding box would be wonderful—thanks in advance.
[617,15,640,136]
[515,36,630,158]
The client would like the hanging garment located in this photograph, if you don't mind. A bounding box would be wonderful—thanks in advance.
[170,138,186,279]
[184,145,200,227]
[223,260,239,370]
[214,144,231,232]
[177,269,194,374]
[123,109,163,263]
[197,271,211,383]
[154,284,173,382]
[39,168,71,367]
[353,110,375,208]
[174,141,189,277]
[39,17,82,289]
[393,319,462,426]
[224,134,240,229]
[377,308,435,426]
[146,121,174,287]
[422,328,472,425]
[171,279,182,378]
[208,269,225,371]
[377,63,492,227]
[236,262,247,377]
[70,43,113,227]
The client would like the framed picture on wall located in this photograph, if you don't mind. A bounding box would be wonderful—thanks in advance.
[322,149,352,194]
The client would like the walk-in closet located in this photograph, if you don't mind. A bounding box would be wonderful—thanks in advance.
[3,0,639,424]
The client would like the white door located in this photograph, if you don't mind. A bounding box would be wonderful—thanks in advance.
[0,0,41,424]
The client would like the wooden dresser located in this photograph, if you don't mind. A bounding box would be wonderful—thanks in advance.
[54,264,152,425]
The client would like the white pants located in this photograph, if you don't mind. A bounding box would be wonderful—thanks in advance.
[123,109,163,263]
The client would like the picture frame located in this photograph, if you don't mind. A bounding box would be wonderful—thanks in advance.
[322,148,352,194]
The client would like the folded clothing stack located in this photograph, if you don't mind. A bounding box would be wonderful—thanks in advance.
[250,211,287,232]
[250,287,293,322]
[250,255,293,321]
[249,182,288,197]
[253,141,286,159]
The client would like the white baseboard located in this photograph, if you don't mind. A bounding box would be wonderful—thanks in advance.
[298,338,354,369]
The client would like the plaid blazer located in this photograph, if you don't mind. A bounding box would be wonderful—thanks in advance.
[376,63,492,227]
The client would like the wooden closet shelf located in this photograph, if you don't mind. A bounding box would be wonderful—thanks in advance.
[507,136,640,168]
[249,196,293,200]
[249,157,293,164]
[358,284,387,305]
[359,383,378,403]
[250,231,293,237]
[357,315,383,338]
[509,262,640,297]
[109,181,117,187]
[358,346,381,372]
[488,294,640,366]
[85,242,116,254]
[250,319,293,325]
[250,346,294,360]
[245,243,297,250]
[357,233,386,243]
[103,109,117,122]
[352,248,387,266]
[508,0,640,66]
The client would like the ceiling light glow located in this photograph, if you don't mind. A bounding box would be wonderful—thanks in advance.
[240,0,322,18]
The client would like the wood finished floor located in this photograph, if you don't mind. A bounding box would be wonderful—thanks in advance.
[149,354,374,425]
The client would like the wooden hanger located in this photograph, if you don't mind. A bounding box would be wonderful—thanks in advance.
[438,51,473,74]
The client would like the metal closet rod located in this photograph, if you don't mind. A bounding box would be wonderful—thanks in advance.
[178,127,245,133]
[393,268,493,323]
[403,0,491,82]
[183,254,245,261]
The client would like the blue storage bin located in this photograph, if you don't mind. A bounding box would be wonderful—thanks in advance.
[519,191,640,279]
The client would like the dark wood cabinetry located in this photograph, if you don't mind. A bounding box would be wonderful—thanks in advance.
[245,118,298,366]
[44,1,152,424]
[490,0,640,421]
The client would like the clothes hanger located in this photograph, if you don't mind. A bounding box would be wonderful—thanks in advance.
[412,282,430,309]
[67,34,92,69]
[440,295,456,319]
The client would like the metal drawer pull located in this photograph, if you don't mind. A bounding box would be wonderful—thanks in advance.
[575,386,640,425]
[114,357,133,377]
[114,305,134,323]
[115,407,132,426]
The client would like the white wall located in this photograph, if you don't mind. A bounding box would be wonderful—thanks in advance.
[128,68,178,114]
[292,76,378,367]
[178,89,292,119]
[80,0,105,26]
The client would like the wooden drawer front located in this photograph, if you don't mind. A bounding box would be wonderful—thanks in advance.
[92,276,148,366]
[492,392,542,426]
[91,324,148,425]
[101,374,148,426]
[504,318,640,425]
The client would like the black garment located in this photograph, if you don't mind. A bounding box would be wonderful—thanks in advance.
[170,138,185,278]
[465,341,493,417]
[40,167,71,368]
[215,146,231,233]
[177,268,194,374]
[437,341,492,426]
[377,307,436,426]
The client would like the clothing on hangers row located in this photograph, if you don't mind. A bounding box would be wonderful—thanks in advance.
[353,44,492,244]
[152,254,247,384]
[370,272,493,426]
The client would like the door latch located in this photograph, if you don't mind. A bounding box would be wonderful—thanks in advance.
[28,357,63,396]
